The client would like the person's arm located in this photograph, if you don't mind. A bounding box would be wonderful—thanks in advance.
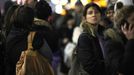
[118,24,134,74]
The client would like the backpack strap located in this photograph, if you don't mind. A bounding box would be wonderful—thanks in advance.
[27,32,36,50]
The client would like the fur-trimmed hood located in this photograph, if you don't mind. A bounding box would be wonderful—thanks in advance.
[80,21,106,38]
[103,28,125,44]
[80,21,97,37]
[33,18,52,30]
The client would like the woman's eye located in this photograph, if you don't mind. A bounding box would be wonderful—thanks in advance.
[88,11,93,14]
[87,10,99,15]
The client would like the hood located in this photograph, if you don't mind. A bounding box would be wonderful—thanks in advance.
[103,28,124,43]
[80,21,97,37]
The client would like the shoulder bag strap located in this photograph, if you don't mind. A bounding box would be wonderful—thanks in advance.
[27,32,36,50]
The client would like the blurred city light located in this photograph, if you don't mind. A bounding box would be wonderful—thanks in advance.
[80,0,91,6]
[55,4,63,14]
[93,0,107,7]
[70,0,77,9]
[51,0,60,5]
[61,0,68,5]
[11,0,17,2]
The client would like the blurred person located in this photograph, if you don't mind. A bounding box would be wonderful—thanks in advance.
[3,0,14,16]
[2,0,16,24]
[59,14,76,47]
[77,2,106,75]
[33,0,59,58]
[105,4,115,27]
[58,14,76,75]
[0,10,5,75]
[33,0,60,75]
[5,5,34,75]
[24,0,38,8]
[99,16,113,28]
[103,5,134,75]
[72,1,83,26]
[0,10,2,30]
[3,5,19,37]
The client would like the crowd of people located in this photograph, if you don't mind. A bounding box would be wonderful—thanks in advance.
[0,0,134,75]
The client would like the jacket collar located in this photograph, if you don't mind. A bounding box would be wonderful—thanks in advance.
[81,21,97,37]
[34,18,52,29]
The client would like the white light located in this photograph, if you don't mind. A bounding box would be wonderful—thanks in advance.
[80,0,89,6]
[61,0,68,5]
[55,4,63,14]
[11,0,17,2]
[16,0,26,5]
[51,0,60,5]
[17,0,22,5]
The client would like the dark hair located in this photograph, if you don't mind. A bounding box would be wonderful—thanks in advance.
[10,6,34,29]
[4,1,14,15]
[83,2,102,17]
[34,0,52,20]
[4,5,19,25]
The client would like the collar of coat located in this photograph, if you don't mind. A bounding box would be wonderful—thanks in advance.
[103,28,124,44]
[34,18,52,29]
[80,21,97,37]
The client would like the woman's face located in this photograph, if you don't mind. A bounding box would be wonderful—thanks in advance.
[85,7,101,25]
[127,12,134,25]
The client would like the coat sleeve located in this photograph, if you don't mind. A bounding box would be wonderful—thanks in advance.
[119,39,134,74]
[104,40,124,69]
[77,33,104,75]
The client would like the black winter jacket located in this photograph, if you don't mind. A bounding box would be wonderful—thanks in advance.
[77,32,106,75]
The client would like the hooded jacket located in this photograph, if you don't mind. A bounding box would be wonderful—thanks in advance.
[103,28,134,75]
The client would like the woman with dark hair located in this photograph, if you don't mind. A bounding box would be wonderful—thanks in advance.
[104,5,134,75]
[5,5,34,75]
[77,2,106,75]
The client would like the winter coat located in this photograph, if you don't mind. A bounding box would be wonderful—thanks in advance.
[77,22,106,75]
[33,18,60,53]
[5,18,54,75]
[104,28,134,75]
[0,30,5,75]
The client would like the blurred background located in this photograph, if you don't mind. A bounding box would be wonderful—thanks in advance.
[0,0,117,15]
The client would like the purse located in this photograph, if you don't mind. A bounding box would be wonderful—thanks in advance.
[68,47,89,75]
[16,32,54,75]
